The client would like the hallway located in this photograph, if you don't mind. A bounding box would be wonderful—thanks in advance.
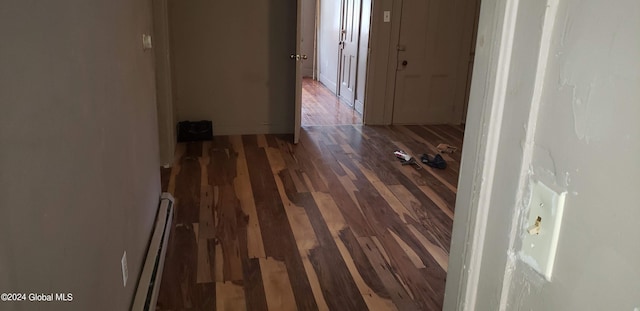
[302,78,363,126]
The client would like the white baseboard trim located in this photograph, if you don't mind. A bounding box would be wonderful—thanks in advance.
[318,74,337,94]
[132,193,174,311]
[355,99,364,114]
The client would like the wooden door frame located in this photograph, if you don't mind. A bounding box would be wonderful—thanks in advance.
[294,0,303,143]
[152,0,176,167]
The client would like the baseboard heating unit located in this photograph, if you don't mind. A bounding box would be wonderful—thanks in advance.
[131,192,174,311]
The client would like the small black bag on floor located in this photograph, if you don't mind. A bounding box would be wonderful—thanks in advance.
[421,154,447,169]
[177,120,213,142]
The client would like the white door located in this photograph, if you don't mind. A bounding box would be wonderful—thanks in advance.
[392,0,479,124]
[337,0,360,106]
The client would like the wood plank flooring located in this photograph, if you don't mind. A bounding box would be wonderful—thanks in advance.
[157,124,464,311]
[302,78,362,126]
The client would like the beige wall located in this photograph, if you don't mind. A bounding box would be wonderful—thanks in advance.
[0,1,161,310]
[446,0,640,309]
[301,0,317,78]
[168,0,295,135]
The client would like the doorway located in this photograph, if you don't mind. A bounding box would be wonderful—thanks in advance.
[299,0,371,127]
[301,78,363,126]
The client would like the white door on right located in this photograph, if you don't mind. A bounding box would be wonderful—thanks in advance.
[392,0,479,124]
[337,0,361,106]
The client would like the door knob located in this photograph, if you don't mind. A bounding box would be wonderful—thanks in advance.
[402,60,408,66]
[290,54,308,61]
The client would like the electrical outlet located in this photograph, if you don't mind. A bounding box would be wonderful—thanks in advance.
[520,180,566,280]
[121,251,129,287]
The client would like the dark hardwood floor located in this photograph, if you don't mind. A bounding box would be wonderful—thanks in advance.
[302,78,362,126]
[156,124,464,311]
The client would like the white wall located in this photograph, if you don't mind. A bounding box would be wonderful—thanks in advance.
[503,0,640,308]
[318,0,341,93]
[0,1,161,310]
[447,0,640,309]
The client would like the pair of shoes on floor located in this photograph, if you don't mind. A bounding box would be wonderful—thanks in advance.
[421,154,447,169]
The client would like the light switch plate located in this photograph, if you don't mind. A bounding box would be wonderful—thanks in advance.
[142,34,153,50]
[384,11,391,23]
[520,180,566,281]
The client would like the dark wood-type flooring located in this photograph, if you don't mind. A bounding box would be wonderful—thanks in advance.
[302,78,362,126]
[156,123,464,311]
